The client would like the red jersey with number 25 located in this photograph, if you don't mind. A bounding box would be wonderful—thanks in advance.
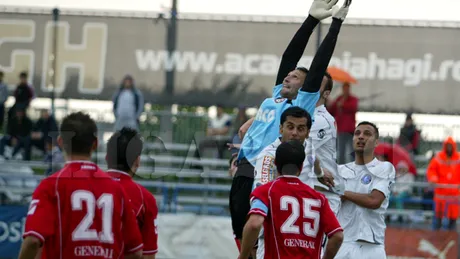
[249,176,342,259]
[23,161,143,259]
[107,169,159,255]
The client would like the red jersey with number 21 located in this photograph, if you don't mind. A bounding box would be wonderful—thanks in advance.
[23,161,143,259]
[249,176,342,259]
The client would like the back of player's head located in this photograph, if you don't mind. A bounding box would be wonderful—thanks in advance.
[356,121,379,139]
[324,72,333,92]
[280,106,312,130]
[59,112,97,156]
[106,127,143,172]
[275,140,306,176]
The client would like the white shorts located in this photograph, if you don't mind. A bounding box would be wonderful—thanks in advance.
[335,241,386,259]
[256,237,264,259]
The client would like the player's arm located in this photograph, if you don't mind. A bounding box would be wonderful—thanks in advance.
[141,192,159,259]
[320,198,343,259]
[20,180,56,259]
[121,190,144,259]
[342,166,395,209]
[342,189,386,210]
[301,1,351,93]
[240,199,268,259]
[275,0,338,86]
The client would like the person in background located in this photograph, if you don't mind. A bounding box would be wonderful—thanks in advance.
[233,106,249,137]
[397,113,421,156]
[0,108,33,160]
[375,142,416,222]
[8,71,34,123]
[426,136,460,230]
[44,138,64,176]
[196,104,232,159]
[25,109,58,160]
[328,82,358,164]
[0,71,8,131]
[113,75,144,131]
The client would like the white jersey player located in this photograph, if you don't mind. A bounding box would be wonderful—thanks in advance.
[334,121,395,259]
[300,103,342,214]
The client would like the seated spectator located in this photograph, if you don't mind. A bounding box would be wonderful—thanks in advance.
[397,113,421,156]
[44,138,64,176]
[25,109,58,159]
[196,104,232,159]
[0,108,33,160]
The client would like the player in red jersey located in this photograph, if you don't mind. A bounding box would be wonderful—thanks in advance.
[240,140,343,259]
[19,112,143,259]
[106,128,159,258]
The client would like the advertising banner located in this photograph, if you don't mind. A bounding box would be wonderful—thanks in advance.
[1,9,460,112]
[0,206,27,259]
[386,227,458,259]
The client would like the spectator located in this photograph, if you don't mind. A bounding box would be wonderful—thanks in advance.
[196,104,232,159]
[0,108,33,160]
[426,137,460,230]
[44,138,64,176]
[0,71,8,131]
[375,143,416,222]
[112,75,144,131]
[25,109,58,160]
[328,82,358,164]
[397,113,421,156]
[233,106,248,136]
[8,72,34,123]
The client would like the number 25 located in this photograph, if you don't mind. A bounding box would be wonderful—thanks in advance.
[280,196,320,238]
[71,190,114,243]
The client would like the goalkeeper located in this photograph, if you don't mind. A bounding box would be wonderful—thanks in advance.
[230,0,352,253]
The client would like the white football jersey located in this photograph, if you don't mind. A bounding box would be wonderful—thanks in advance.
[337,158,396,244]
[299,105,340,188]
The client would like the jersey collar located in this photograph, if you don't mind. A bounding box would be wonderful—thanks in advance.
[107,169,132,180]
[315,104,326,112]
[65,160,96,166]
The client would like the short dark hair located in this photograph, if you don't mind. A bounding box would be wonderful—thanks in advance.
[324,72,333,92]
[356,121,379,139]
[280,106,312,130]
[296,66,309,74]
[19,71,27,78]
[275,140,306,175]
[60,112,97,156]
[106,127,143,172]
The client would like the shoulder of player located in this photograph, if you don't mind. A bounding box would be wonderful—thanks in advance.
[138,184,157,203]
[368,160,396,180]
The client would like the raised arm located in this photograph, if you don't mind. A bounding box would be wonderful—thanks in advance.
[301,0,351,93]
[275,0,339,85]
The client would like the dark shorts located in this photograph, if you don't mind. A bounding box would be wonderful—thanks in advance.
[229,159,255,239]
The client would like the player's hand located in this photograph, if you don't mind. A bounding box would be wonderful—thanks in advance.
[318,169,335,187]
[227,143,241,150]
[332,0,352,21]
[309,0,339,21]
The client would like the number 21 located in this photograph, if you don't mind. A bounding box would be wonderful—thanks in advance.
[280,196,320,238]
[71,190,114,244]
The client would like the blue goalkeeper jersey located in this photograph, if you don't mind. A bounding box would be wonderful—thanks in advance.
[237,84,319,167]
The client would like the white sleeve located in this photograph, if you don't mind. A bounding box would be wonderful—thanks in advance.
[310,116,332,151]
[372,165,396,198]
[252,151,275,191]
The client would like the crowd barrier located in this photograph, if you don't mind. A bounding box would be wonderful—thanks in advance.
[0,208,457,259]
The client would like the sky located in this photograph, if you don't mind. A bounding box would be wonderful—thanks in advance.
[2,0,460,22]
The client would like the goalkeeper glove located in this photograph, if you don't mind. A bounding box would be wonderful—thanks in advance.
[309,0,339,20]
